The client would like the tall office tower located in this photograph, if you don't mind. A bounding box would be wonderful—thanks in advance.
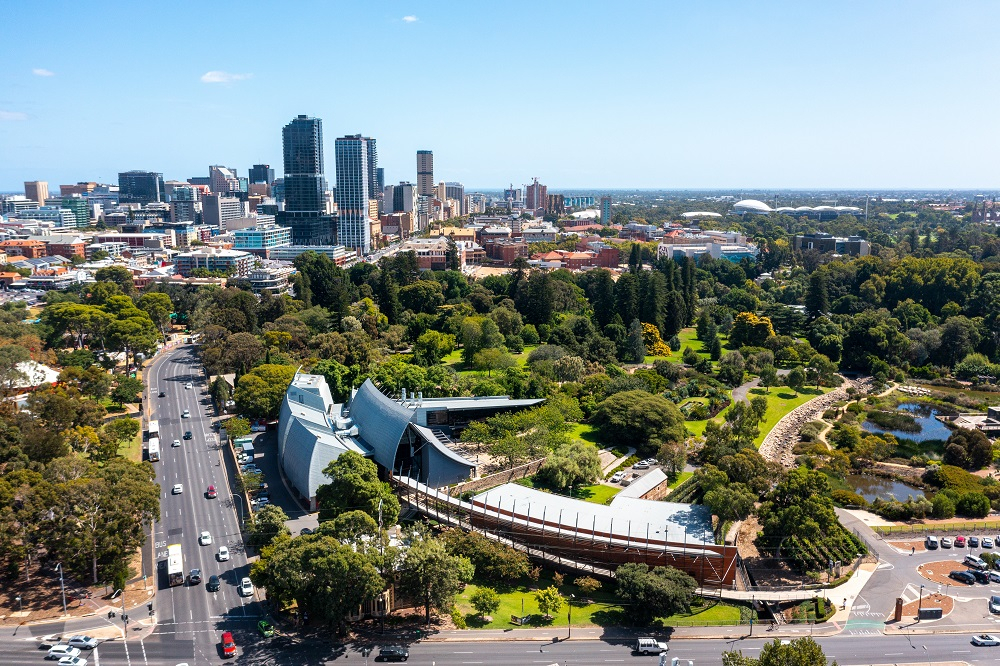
[278,115,334,244]
[417,150,434,196]
[334,134,375,253]
[601,196,612,224]
[46,195,90,227]
[525,178,547,211]
[445,182,466,215]
[24,181,49,205]
[248,164,275,185]
[375,167,385,194]
[118,170,165,204]
[202,194,245,229]
[382,184,395,214]
[389,182,417,214]
[209,165,241,194]
[435,181,447,203]
[59,182,97,196]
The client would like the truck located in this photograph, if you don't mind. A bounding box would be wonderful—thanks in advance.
[148,437,160,462]
[166,544,184,587]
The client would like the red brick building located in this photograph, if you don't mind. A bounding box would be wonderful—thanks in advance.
[482,238,528,266]
[0,240,47,259]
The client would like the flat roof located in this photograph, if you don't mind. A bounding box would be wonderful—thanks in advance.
[415,396,544,412]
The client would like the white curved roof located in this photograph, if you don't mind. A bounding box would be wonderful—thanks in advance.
[795,206,813,211]
[681,211,722,218]
[733,199,772,213]
[835,206,862,213]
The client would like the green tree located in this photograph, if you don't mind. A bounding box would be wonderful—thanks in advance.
[470,587,501,619]
[327,510,380,542]
[102,417,140,450]
[785,367,806,395]
[234,364,297,419]
[723,637,836,666]
[247,504,291,550]
[592,390,686,454]
[490,433,530,469]
[614,563,696,624]
[535,440,602,489]
[210,377,231,411]
[473,348,517,377]
[656,439,687,480]
[534,585,563,618]
[704,483,756,522]
[574,576,602,594]
[708,333,722,361]
[625,318,646,362]
[804,270,829,319]
[758,365,778,393]
[717,351,745,386]
[413,330,456,367]
[111,375,143,406]
[225,416,251,441]
[138,292,173,338]
[399,535,474,623]
[94,265,137,297]
[316,451,400,525]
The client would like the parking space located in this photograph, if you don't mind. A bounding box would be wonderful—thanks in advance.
[241,431,319,536]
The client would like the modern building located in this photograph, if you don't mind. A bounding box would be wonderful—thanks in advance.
[335,134,376,253]
[248,164,275,185]
[14,206,78,228]
[2,195,41,215]
[267,244,357,266]
[792,233,870,256]
[46,195,89,227]
[232,225,292,252]
[375,167,385,196]
[445,182,466,215]
[416,150,434,196]
[94,231,172,249]
[278,374,543,508]
[173,247,253,277]
[201,194,244,230]
[59,182,97,196]
[118,171,164,204]
[278,115,335,245]
[545,194,565,216]
[24,181,49,205]
[0,239,47,258]
[525,178,547,212]
[600,196,612,224]
[247,264,294,295]
[209,166,241,195]
[385,182,417,215]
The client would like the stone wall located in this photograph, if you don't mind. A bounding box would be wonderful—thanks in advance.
[448,458,547,496]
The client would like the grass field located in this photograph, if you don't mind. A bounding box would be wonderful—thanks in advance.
[513,476,620,505]
[748,386,831,445]
[566,422,601,444]
[119,429,143,463]
[668,471,693,489]
[455,578,742,629]
[442,345,537,375]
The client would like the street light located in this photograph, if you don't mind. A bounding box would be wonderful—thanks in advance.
[568,594,575,639]
[55,563,67,615]
[114,588,127,640]
[15,595,21,613]
[917,584,925,621]
[232,493,246,522]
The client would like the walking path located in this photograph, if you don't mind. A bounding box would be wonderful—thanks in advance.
[600,446,636,476]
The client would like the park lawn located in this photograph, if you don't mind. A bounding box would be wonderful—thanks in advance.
[748,385,832,445]
[118,428,143,463]
[455,580,742,629]
[668,471,693,489]
[684,396,733,438]
[441,345,537,375]
[566,422,601,445]
[574,483,620,505]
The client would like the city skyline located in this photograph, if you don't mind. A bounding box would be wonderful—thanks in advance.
[3,1,1000,190]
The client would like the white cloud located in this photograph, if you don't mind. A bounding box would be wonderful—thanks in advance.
[32,68,54,77]
[0,111,28,121]
[402,15,418,22]
[200,71,252,84]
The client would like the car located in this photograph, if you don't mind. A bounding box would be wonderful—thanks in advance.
[990,595,1000,613]
[632,462,650,470]
[971,536,981,548]
[257,620,275,638]
[642,458,657,466]
[973,569,991,584]
[609,471,625,483]
[199,531,212,546]
[221,631,237,658]
[188,569,202,584]
[65,637,98,650]
[973,634,1000,646]
[182,409,190,418]
[158,391,166,398]
[300,527,314,536]
[990,572,1000,585]
[256,497,270,507]
[185,382,193,389]
[950,570,977,584]
[956,536,967,548]
[57,658,87,666]
[239,577,254,596]
[206,485,217,499]
[172,439,181,447]
[985,537,995,549]
[172,484,183,494]
[242,465,261,474]
[183,431,192,440]
[942,537,953,548]
[377,646,409,662]
[218,546,230,561]
[926,536,939,550]
[635,637,669,655]
[207,575,221,592]
[47,645,82,660]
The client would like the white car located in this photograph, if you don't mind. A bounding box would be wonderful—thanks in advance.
[185,382,193,389]
[973,634,1000,646]
[182,409,190,418]
[66,636,98,649]
[610,471,625,483]
[172,439,181,448]
[57,658,88,666]
[47,645,81,660]
[172,484,183,495]
[199,531,212,546]
[239,577,254,596]
[985,537,995,549]
[218,546,230,561]
[632,461,650,470]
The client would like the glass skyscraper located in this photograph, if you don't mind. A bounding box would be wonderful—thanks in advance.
[118,170,164,204]
[335,134,375,254]
[278,115,334,244]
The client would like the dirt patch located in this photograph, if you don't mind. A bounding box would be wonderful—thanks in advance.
[917,560,976,587]
[889,540,926,552]
[895,593,954,621]
[737,514,760,558]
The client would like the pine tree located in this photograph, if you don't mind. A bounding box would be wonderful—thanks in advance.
[805,271,829,319]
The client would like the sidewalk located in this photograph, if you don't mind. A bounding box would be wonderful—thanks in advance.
[422,621,844,642]
[600,447,636,476]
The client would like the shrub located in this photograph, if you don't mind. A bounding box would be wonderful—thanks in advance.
[574,576,602,594]
[830,489,868,508]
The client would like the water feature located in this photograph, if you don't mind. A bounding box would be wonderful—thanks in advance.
[845,473,925,503]
[862,402,952,442]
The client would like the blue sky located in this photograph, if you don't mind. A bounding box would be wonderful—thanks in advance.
[2,1,999,191]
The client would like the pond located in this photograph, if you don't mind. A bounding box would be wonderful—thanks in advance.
[862,402,952,442]
[845,473,925,503]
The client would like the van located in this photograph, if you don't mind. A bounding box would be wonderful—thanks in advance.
[965,554,988,570]
[635,637,668,655]
[926,536,939,550]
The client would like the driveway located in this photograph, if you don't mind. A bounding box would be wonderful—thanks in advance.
[244,430,319,537]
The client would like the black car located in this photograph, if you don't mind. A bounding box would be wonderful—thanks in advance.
[950,570,977,584]
[971,536,981,548]
[188,569,202,585]
[183,431,193,440]
[158,391,166,398]
[377,646,409,662]
[207,575,220,591]
[300,527,314,536]
[974,569,992,584]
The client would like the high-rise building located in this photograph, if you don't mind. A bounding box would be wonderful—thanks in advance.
[59,182,97,196]
[46,195,89,227]
[445,182,466,215]
[248,164,275,185]
[417,150,434,196]
[209,165,241,194]
[278,115,334,245]
[335,134,375,253]
[202,194,245,230]
[525,178,547,211]
[24,181,49,205]
[601,196,613,224]
[387,182,417,215]
[375,167,385,194]
[118,171,164,204]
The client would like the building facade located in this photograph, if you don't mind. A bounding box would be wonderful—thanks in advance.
[118,171,164,204]
[278,115,334,245]
[173,247,253,277]
[24,181,49,205]
[600,196,612,224]
[201,194,244,230]
[233,225,292,252]
[248,164,274,185]
[793,233,870,256]
[525,178,547,212]
[416,150,434,196]
[335,134,375,253]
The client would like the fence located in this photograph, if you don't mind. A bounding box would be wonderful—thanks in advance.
[874,520,1000,537]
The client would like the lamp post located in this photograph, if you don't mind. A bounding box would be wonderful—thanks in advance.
[55,563,67,615]
[568,594,575,639]
[232,493,245,523]
[114,588,128,640]
[15,595,21,613]
[917,584,925,621]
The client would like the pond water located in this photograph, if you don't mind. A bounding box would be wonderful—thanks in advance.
[862,402,952,442]
[845,473,925,503]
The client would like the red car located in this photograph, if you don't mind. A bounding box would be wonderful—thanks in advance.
[207,485,217,499]
[956,536,967,548]
[221,631,236,658]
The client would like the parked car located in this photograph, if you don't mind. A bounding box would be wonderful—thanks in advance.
[188,569,202,584]
[984,537,995,549]
[950,570,977,584]
[172,484,183,494]
[989,595,1000,613]
[973,569,991,584]
[206,485,217,499]
[47,645,81,660]
[973,634,1000,646]
[221,631,237,658]
[377,646,409,662]
[989,572,1000,585]
[239,577,254,596]
[966,555,988,569]
[57,658,87,666]
[218,546,230,561]
[300,528,314,536]
[65,637,98,650]
[956,536,967,548]
[632,461,650,470]
[198,531,212,546]
[207,575,221,592]
[942,537,953,548]
[610,471,625,483]
[925,536,939,550]
[256,497,270,507]
[971,536,981,548]
[634,637,669,655]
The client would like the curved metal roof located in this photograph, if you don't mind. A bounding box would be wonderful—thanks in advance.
[733,199,772,212]
[349,379,413,471]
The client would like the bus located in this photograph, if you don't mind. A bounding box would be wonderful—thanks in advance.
[147,420,159,440]
[148,437,160,462]
[166,544,184,587]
